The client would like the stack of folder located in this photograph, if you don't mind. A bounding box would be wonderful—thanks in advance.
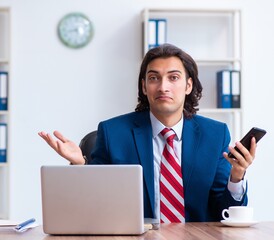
[217,70,241,108]
[148,19,167,50]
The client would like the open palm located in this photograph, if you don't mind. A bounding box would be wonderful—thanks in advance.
[38,130,84,164]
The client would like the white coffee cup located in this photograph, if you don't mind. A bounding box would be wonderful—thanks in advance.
[222,206,254,222]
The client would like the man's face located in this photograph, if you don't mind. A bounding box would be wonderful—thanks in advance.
[142,56,193,122]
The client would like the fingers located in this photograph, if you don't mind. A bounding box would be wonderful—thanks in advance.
[226,146,249,168]
[223,150,247,169]
[233,137,256,165]
[223,151,247,182]
[53,130,70,143]
[38,131,58,150]
[223,152,234,165]
[38,131,66,152]
[38,131,69,144]
[38,131,52,145]
[223,137,257,182]
[249,137,257,158]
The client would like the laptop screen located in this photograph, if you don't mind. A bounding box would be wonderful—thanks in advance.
[41,165,145,235]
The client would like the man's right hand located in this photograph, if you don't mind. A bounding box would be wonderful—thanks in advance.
[38,130,85,165]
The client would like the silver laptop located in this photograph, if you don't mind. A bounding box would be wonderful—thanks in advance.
[41,165,145,235]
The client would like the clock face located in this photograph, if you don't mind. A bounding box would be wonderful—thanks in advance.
[58,13,94,49]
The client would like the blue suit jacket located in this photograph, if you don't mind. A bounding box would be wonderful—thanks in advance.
[90,111,247,222]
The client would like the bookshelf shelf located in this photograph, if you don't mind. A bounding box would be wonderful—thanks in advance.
[142,8,242,143]
[199,108,242,114]
[0,59,9,64]
[0,111,9,115]
[195,58,241,66]
[0,163,8,167]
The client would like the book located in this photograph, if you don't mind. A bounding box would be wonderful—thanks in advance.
[217,70,232,108]
[148,19,167,49]
[231,70,241,108]
[0,72,8,111]
[0,123,7,163]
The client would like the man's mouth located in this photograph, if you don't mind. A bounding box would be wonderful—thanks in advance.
[155,95,172,100]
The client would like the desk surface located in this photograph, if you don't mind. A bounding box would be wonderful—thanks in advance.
[1,222,274,240]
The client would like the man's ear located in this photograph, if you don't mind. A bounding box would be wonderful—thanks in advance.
[186,77,193,95]
[142,79,147,95]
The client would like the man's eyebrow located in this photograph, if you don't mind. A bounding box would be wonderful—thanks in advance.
[147,70,159,74]
[167,70,182,74]
[146,70,182,74]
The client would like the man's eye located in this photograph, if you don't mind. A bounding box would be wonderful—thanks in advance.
[170,75,179,81]
[148,76,158,81]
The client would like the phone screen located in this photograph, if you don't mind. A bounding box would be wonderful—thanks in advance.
[228,127,266,158]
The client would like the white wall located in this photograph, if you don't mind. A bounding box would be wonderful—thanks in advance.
[240,0,274,221]
[2,0,273,223]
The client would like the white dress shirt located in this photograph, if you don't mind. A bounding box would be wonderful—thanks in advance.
[149,112,246,220]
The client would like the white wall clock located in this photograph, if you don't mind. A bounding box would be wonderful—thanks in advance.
[57,12,94,49]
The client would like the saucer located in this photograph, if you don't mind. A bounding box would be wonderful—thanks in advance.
[221,219,258,227]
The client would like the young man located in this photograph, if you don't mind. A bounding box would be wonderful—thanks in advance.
[39,44,256,222]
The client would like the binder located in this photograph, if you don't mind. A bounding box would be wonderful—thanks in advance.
[231,70,241,108]
[148,19,167,49]
[0,123,7,163]
[217,70,232,108]
[0,72,8,111]
[157,19,167,45]
[148,19,157,49]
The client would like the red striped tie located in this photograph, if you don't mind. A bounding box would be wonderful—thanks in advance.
[160,128,185,223]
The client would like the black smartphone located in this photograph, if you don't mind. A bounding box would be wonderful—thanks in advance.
[228,127,267,158]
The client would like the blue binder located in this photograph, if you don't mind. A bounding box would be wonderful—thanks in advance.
[231,70,241,108]
[148,19,157,49]
[0,123,7,163]
[148,19,167,49]
[217,70,232,108]
[0,72,8,111]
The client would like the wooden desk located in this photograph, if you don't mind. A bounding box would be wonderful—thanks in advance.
[1,222,274,240]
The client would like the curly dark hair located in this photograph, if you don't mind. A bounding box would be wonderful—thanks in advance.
[135,44,203,119]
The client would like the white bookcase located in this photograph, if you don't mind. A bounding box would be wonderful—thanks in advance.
[142,8,242,143]
[0,7,10,219]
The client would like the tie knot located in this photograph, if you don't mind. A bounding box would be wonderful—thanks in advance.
[160,128,176,143]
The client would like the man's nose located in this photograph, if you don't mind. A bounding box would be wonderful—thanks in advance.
[158,78,170,92]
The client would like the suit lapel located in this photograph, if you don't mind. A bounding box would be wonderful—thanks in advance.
[132,112,155,215]
[182,117,201,189]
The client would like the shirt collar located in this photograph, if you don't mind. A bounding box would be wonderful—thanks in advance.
[150,112,183,140]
